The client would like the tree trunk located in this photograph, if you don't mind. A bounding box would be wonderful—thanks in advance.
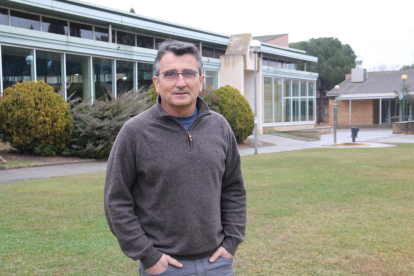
[318,89,324,124]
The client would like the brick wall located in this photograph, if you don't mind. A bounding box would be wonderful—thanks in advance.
[329,98,376,126]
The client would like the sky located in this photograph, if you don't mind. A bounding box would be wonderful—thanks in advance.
[83,0,414,72]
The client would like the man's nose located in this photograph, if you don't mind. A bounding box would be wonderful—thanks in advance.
[175,74,187,87]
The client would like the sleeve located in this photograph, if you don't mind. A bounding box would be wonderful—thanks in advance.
[103,124,163,269]
[220,123,247,256]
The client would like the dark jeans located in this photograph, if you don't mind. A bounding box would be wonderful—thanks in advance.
[139,256,234,276]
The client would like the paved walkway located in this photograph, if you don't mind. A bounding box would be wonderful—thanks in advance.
[1,129,413,183]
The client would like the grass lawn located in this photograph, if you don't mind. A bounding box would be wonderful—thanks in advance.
[1,144,413,275]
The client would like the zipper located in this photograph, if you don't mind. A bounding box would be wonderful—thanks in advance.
[188,132,193,142]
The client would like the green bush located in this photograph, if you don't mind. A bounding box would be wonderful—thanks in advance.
[144,83,158,108]
[67,87,150,159]
[0,80,72,154]
[200,84,220,113]
[215,85,254,143]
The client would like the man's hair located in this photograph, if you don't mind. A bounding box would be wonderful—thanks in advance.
[153,40,203,76]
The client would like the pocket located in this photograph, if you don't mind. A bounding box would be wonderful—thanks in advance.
[139,262,172,276]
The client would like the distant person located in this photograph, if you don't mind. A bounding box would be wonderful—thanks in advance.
[104,40,246,276]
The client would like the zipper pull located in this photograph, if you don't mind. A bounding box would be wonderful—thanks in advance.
[188,132,193,142]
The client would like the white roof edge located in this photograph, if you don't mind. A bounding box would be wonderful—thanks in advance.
[338,93,397,100]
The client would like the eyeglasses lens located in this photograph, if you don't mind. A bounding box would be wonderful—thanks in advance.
[162,70,197,81]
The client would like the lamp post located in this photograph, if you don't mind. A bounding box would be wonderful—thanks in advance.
[401,74,407,122]
[334,85,339,144]
[250,40,261,154]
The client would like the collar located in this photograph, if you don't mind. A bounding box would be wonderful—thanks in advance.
[156,96,212,118]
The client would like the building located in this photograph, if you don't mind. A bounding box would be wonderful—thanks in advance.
[0,0,318,134]
[326,58,414,126]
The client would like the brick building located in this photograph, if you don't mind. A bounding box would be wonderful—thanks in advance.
[326,58,414,127]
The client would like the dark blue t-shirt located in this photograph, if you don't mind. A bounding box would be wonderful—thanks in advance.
[176,107,198,131]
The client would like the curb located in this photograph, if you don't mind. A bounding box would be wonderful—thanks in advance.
[0,159,100,170]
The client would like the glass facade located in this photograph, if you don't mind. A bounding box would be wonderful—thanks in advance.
[116,60,135,95]
[42,16,67,35]
[93,57,113,100]
[0,8,8,25]
[204,70,218,90]
[117,31,135,46]
[138,63,153,89]
[1,46,33,90]
[95,27,109,42]
[264,77,272,123]
[70,22,93,39]
[264,76,316,124]
[274,78,282,122]
[36,50,62,92]
[10,10,40,30]
[66,54,91,101]
[137,34,153,49]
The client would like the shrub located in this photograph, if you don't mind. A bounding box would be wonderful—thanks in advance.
[200,84,220,113]
[67,87,150,159]
[144,83,158,108]
[0,80,72,154]
[214,85,254,143]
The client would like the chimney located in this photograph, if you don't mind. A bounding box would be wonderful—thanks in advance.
[351,56,367,83]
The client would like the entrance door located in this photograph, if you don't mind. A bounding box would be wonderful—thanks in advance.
[381,100,391,124]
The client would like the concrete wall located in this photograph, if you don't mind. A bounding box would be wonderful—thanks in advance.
[219,55,245,94]
[263,124,314,132]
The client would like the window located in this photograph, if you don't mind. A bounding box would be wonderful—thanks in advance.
[274,78,283,122]
[116,60,135,95]
[95,27,109,42]
[204,70,218,90]
[155,38,166,49]
[0,8,8,25]
[10,10,40,30]
[93,57,113,100]
[36,50,62,92]
[117,31,135,46]
[263,77,316,123]
[138,63,153,89]
[66,54,91,101]
[1,46,34,90]
[42,16,68,35]
[264,77,272,123]
[137,34,153,49]
[70,22,93,39]
[202,46,214,58]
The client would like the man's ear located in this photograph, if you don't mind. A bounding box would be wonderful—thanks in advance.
[199,74,205,92]
[152,76,161,94]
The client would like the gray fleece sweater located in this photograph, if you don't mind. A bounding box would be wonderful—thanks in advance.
[104,97,246,269]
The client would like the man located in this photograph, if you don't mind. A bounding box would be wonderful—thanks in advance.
[104,40,246,276]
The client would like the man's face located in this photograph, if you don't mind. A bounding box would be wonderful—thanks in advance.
[153,52,204,117]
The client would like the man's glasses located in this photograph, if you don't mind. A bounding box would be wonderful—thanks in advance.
[160,69,199,82]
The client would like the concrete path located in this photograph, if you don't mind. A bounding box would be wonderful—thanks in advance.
[1,129,413,183]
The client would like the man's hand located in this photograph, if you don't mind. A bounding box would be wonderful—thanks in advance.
[209,246,234,263]
[146,254,183,274]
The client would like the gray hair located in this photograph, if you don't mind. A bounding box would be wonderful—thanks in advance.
[153,40,203,76]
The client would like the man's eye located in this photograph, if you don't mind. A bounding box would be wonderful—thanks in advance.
[164,70,177,77]
[183,70,196,77]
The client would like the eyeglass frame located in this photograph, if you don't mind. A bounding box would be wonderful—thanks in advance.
[158,69,200,82]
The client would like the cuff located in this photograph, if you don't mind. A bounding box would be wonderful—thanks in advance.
[221,237,240,256]
[139,248,163,269]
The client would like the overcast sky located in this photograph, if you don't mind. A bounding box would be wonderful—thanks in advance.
[83,0,414,72]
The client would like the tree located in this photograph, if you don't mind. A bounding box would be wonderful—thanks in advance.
[290,37,356,124]
[400,64,414,70]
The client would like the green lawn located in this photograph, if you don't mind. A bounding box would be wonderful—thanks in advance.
[1,144,413,275]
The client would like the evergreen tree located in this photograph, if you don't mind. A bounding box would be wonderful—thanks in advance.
[290,37,356,123]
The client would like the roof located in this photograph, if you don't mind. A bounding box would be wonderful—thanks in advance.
[253,34,287,42]
[326,69,414,97]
